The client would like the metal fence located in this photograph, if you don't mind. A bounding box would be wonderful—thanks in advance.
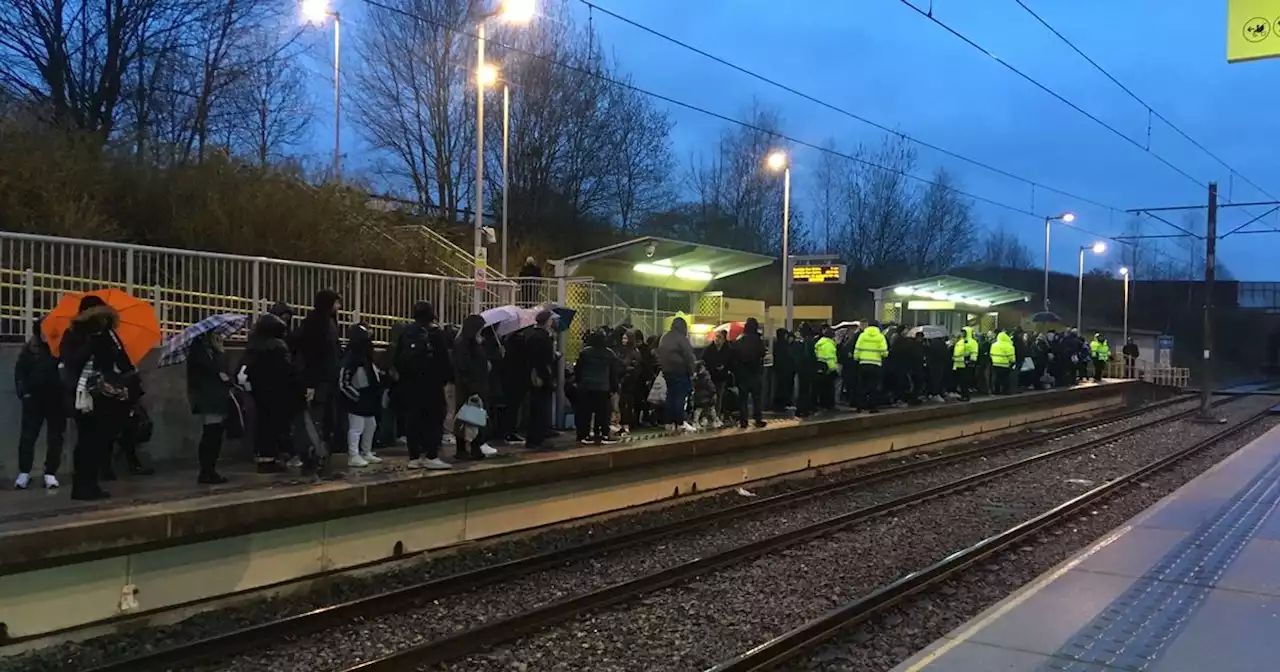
[0,232,526,344]
[1105,358,1191,389]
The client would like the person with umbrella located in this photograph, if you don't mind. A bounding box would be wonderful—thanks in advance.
[162,314,248,484]
[524,311,559,450]
[294,289,342,471]
[13,317,66,490]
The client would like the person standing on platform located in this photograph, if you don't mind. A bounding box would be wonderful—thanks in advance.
[293,289,342,470]
[815,325,839,411]
[573,330,621,444]
[771,328,795,412]
[795,323,818,417]
[499,327,530,443]
[186,330,232,484]
[952,328,976,402]
[519,256,542,305]
[897,329,926,405]
[394,301,453,470]
[658,317,698,433]
[338,323,384,468]
[524,310,559,450]
[734,317,767,428]
[244,313,304,474]
[853,320,888,412]
[1090,333,1110,382]
[13,318,65,490]
[1122,337,1140,378]
[989,329,1017,395]
[452,314,494,460]
[702,330,734,428]
[617,330,644,436]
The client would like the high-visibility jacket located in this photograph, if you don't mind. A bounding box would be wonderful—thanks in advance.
[962,326,979,361]
[952,337,974,370]
[990,332,1017,369]
[1090,338,1110,362]
[815,336,838,372]
[853,326,888,366]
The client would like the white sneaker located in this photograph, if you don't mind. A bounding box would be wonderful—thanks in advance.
[407,458,427,469]
[479,443,499,457]
[712,419,724,429]
[43,474,59,489]
[362,452,384,464]
[666,424,677,432]
[422,458,453,470]
[287,456,303,468]
[14,473,30,490]
[442,434,456,446]
[348,454,370,468]
[681,421,698,433]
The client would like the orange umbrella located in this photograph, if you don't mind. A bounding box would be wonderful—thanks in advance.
[42,288,162,364]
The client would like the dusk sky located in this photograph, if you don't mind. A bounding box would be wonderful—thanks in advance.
[307,0,1280,280]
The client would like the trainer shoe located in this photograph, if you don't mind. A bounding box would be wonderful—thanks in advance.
[680,421,698,433]
[286,456,303,468]
[43,474,60,489]
[423,458,453,470]
[479,443,499,457]
[347,454,370,468]
[441,434,457,446]
[14,473,30,490]
[361,452,384,464]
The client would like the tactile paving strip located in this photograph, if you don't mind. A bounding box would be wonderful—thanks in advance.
[1040,453,1280,671]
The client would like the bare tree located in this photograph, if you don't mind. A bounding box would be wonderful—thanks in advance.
[600,76,673,233]
[979,223,1035,270]
[810,138,849,254]
[228,32,311,166]
[908,167,975,275]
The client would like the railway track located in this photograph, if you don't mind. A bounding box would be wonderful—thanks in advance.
[64,395,1225,672]
[704,402,1279,672]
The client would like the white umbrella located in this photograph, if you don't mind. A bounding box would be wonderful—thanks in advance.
[496,307,539,337]
[480,305,521,327]
[907,325,949,339]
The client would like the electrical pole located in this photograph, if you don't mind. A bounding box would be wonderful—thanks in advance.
[1197,182,1218,421]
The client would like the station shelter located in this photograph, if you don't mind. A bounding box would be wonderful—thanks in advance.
[871,275,1032,336]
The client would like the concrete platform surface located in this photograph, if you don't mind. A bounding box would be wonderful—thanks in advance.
[0,381,1138,576]
[894,407,1280,672]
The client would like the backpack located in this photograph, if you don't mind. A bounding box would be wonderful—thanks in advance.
[395,324,436,379]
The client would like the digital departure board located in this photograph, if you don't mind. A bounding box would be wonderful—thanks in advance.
[791,264,846,284]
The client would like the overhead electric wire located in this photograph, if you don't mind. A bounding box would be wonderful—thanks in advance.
[1009,0,1280,235]
[574,0,1127,217]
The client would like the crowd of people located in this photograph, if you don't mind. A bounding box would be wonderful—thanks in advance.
[11,289,1134,500]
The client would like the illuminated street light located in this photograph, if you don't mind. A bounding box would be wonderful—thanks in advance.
[1091,241,1107,254]
[478,62,499,87]
[301,0,341,181]
[1061,212,1076,223]
[1119,267,1131,345]
[1042,211,1078,310]
[766,151,788,172]
[766,151,792,329]
[1076,242,1107,330]
[499,0,536,22]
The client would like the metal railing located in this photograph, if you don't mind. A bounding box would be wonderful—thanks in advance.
[1106,357,1191,389]
[0,231,525,344]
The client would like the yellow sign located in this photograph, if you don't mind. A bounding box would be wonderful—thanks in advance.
[907,300,956,311]
[1228,0,1280,63]
[791,264,845,284]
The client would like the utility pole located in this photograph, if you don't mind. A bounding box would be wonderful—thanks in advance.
[1197,182,1218,421]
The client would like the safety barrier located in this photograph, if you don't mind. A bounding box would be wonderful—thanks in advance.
[1106,358,1191,389]
[0,232,525,343]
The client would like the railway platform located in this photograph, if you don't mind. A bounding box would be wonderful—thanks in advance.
[0,380,1145,642]
[894,405,1280,672]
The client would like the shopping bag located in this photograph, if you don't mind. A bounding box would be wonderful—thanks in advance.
[456,394,488,428]
[647,373,668,404]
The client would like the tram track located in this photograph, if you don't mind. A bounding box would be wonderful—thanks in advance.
[26,395,1199,672]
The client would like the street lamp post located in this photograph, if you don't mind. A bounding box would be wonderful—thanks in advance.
[1043,212,1076,311]
[1076,241,1106,330]
[473,0,533,313]
[767,151,792,330]
[1119,267,1131,344]
[502,83,510,278]
[301,0,341,181]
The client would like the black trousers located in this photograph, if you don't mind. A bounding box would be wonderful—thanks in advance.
[404,392,447,460]
[772,369,794,411]
[1093,360,1105,382]
[796,370,815,416]
[502,381,529,437]
[198,422,225,474]
[992,367,1011,395]
[954,367,973,400]
[72,406,125,498]
[817,370,837,410]
[619,383,640,429]
[575,390,611,440]
[18,396,66,475]
[857,364,882,410]
[738,371,763,424]
[526,387,555,446]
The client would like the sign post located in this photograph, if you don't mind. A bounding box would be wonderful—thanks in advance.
[1227,0,1280,62]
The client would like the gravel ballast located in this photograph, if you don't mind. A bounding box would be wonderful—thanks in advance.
[784,414,1280,672]
[432,398,1273,672]
[0,397,1203,672]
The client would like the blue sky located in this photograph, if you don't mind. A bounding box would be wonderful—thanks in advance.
[308,0,1280,280]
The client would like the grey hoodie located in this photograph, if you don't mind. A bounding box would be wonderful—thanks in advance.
[657,317,696,378]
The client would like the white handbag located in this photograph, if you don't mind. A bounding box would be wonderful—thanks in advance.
[455,395,488,428]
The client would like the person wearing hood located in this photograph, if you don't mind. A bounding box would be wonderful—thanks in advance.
[524,311,559,450]
[187,328,232,484]
[952,327,978,401]
[852,321,888,411]
[393,301,454,469]
[338,322,384,468]
[894,329,926,405]
[990,329,1017,395]
[1031,332,1052,389]
[574,330,621,444]
[519,256,543,304]
[734,317,767,428]
[815,325,839,411]
[294,289,342,466]
[13,317,65,490]
[1122,337,1140,378]
[59,297,140,500]
[702,329,735,427]
[771,328,795,412]
[452,314,495,459]
[658,317,697,432]
[617,330,645,435]
[1089,333,1110,382]
[795,323,818,417]
[245,313,305,473]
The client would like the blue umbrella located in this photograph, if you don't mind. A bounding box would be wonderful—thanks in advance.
[159,313,248,367]
[551,306,575,331]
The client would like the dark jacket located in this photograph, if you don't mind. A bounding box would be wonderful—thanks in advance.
[702,339,735,382]
[452,314,491,401]
[393,301,453,395]
[294,290,341,388]
[245,314,305,426]
[186,336,229,416]
[527,326,557,391]
[772,329,794,375]
[482,328,505,405]
[658,317,696,378]
[1122,342,1140,359]
[575,332,620,393]
[15,325,59,401]
[339,323,383,417]
[734,318,766,377]
[59,305,141,412]
[892,332,925,372]
[692,369,716,408]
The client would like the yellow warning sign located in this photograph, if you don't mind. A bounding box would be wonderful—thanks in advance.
[1228,0,1280,63]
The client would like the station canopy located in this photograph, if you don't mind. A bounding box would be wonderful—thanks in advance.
[554,237,775,292]
[873,275,1031,309]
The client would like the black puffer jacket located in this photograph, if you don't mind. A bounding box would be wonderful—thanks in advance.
[15,321,59,400]
[187,336,229,416]
[575,331,620,393]
[293,290,341,387]
[245,314,305,427]
[452,314,490,402]
[734,318,766,377]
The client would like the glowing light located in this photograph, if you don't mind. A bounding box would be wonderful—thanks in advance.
[1120,267,1130,276]
[766,151,788,171]
[894,286,913,296]
[478,62,499,87]
[301,0,330,24]
[499,0,535,23]
[675,268,713,281]
[1061,212,1076,223]
[634,263,673,277]
[1091,241,1107,254]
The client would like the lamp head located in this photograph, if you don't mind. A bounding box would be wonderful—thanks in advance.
[477,62,499,87]
[1120,266,1129,276]
[1091,242,1106,254]
[766,151,787,171]
[1060,212,1076,223]
[499,0,535,23]
[301,0,330,24]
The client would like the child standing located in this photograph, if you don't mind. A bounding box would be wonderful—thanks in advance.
[338,323,383,468]
[691,361,718,428]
